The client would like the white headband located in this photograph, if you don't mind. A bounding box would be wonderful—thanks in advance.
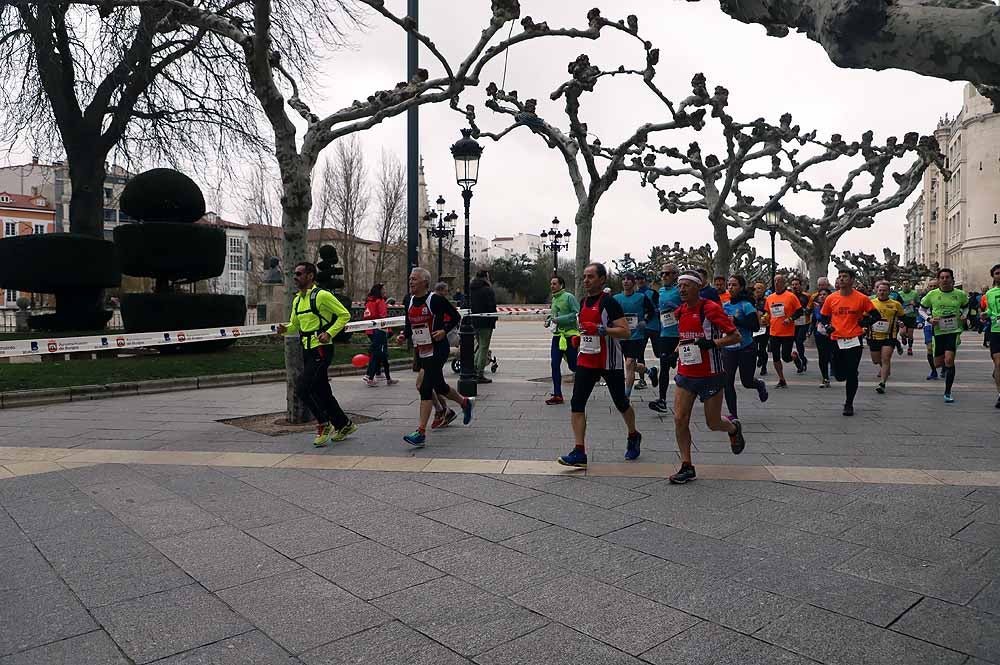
[677,274,703,286]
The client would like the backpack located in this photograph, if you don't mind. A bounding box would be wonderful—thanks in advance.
[295,288,347,341]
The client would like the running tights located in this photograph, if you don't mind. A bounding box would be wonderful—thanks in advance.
[299,346,349,428]
[417,347,451,400]
[794,325,809,363]
[551,336,578,397]
[756,333,770,372]
[831,344,863,407]
[814,334,833,381]
[723,346,764,418]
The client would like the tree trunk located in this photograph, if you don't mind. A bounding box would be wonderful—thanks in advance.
[280,161,313,424]
[573,204,593,295]
[807,243,832,287]
[712,222,733,280]
[66,156,107,238]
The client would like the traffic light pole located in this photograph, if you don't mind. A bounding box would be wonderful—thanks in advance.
[406,0,420,274]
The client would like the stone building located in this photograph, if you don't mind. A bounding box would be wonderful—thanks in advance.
[905,84,1000,289]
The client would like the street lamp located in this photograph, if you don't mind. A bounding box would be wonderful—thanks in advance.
[764,206,782,292]
[451,128,483,397]
[541,216,571,276]
[428,196,456,282]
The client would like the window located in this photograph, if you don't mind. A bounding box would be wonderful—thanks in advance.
[3,222,15,237]
[103,188,113,200]
[5,289,16,304]
[229,272,241,291]
[0,195,11,204]
[103,208,116,222]
[33,224,44,235]
[228,237,244,273]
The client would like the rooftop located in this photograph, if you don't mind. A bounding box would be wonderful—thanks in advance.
[0,191,54,212]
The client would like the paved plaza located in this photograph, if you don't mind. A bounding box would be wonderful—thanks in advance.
[2,322,1000,663]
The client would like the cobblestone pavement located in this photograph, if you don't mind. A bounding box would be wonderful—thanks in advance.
[1,323,999,663]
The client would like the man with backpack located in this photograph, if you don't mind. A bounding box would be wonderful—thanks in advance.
[470,270,497,384]
[276,261,356,447]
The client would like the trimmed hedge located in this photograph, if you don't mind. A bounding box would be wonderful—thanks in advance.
[119,168,206,223]
[29,309,113,332]
[114,223,226,282]
[0,234,121,292]
[121,293,247,353]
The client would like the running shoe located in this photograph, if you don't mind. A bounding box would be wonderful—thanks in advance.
[776,380,788,389]
[895,341,904,356]
[403,431,426,448]
[843,404,854,416]
[635,379,648,391]
[313,423,334,447]
[944,394,955,404]
[439,409,458,428]
[386,378,399,385]
[647,367,659,387]
[668,463,697,484]
[802,357,808,371]
[648,399,669,413]
[875,383,886,395]
[331,421,357,442]
[926,371,939,381]
[545,395,565,405]
[729,419,746,455]
[820,379,831,388]
[558,447,587,467]
[907,348,913,356]
[625,431,642,461]
[994,394,1000,409]
[759,367,768,376]
[430,410,447,429]
[364,377,377,387]
[756,381,769,403]
[462,397,475,425]
[792,351,803,373]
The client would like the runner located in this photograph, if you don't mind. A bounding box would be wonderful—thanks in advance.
[696,268,722,303]
[869,280,905,394]
[722,275,768,419]
[897,278,920,355]
[397,267,474,447]
[636,272,660,390]
[764,274,803,388]
[614,272,657,397]
[921,277,940,379]
[649,263,681,413]
[920,268,969,403]
[668,271,746,484]
[980,264,1000,408]
[714,275,731,303]
[812,287,833,387]
[790,276,810,373]
[275,261,356,446]
[753,281,770,376]
[558,262,642,466]
[428,282,457,427]
[820,269,879,416]
[544,275,580,406]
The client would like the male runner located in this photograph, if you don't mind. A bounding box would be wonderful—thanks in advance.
[649,263,681,412]
[869,280,905,394]
[820,269,879,416]
[696,268,722,303]
[980,264,1000,408]
[668,271,746,484]
[558,263,642,466]
[764,274,803,388]
[276,261,356,446]
[544,275,580,405]
[920,268,969,403]
[920,277,939,379]
[614,272,657,397]
[790,276,810,373]
[897,278,920,355]
[397,267,474,447]
[714,275,731,303]
[636,272,660,390]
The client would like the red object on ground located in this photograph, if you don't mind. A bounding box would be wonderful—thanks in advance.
[351,353,369,368]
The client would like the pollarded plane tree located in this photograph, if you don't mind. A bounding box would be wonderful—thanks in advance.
[91,0,627,421]
[832,247,936,290]
[456,11,716,291]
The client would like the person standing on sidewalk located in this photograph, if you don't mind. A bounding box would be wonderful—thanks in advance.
[545,275,580,405]
[276,261,356,447]
[669,271,746,484]
[362,283,398,388]
[557,262,642,467]
[470,270,497,385]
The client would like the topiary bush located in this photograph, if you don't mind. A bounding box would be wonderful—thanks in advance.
[114,168,246,352]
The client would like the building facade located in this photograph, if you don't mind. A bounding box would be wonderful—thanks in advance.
[490,233,545,261]
[905,84,1000,289]
[1,190,56,308]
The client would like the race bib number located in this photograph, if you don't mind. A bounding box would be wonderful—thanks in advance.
[871,320,890,334]
[938,316,958,333]
[837,336,861,350]
[770,303,785,318]
[625,315,638,331]
[660,311,677,328]
[412,324,432,346]
[678,342,702,366]
[579,334,601,355]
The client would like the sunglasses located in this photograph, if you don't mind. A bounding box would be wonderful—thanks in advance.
[293,271,306,276]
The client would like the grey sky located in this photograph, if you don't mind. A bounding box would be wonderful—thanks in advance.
[2,0,964,275]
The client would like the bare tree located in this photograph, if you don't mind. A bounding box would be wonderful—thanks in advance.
[313,137,369,296]
[833,248,936,289]
[697,0,1000,110]
[240,159,283,297]
[373,150,405,287]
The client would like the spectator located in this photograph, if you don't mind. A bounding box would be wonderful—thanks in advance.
[470,270,497,384]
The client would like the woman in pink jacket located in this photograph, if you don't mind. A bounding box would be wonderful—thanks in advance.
[363,283,397,386]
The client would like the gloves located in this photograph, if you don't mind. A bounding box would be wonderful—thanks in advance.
[597,325,608,337]
[695,338,715,350]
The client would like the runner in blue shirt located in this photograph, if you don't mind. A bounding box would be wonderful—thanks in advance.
[614,273,656,397]
[722,275,768,418]
[650,263,682,413]
[636,272,659,390]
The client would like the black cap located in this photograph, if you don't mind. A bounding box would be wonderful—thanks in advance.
[635,272,648,281]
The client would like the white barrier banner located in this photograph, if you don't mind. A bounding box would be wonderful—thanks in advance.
[0,309,552,358]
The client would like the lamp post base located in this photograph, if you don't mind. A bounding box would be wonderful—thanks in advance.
[458,319,478,398]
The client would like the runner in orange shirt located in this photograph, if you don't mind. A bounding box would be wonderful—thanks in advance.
[820,269,880,416]
[764,274,804,389]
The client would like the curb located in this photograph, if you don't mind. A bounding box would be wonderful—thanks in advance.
[0,359,411,410]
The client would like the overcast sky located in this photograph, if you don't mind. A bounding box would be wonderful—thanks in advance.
[2,0,965,274]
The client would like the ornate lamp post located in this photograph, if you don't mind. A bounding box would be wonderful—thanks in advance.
[427,195,455,281]
[764,206,782,291]
[450,128,483,398]
[541,216,570,276]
